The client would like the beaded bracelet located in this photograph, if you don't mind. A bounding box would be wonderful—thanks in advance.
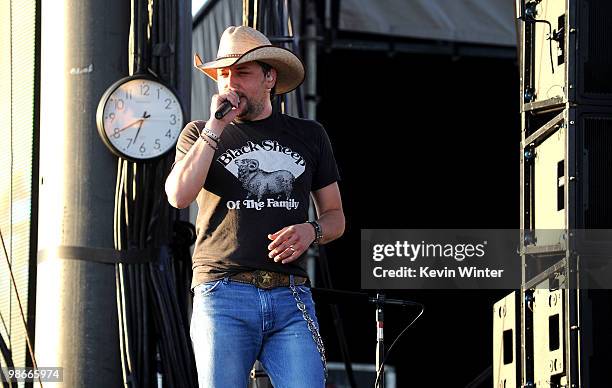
[200,136,218,151]
[201,131,219,145]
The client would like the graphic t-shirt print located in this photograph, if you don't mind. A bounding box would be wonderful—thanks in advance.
[215,139,306,211]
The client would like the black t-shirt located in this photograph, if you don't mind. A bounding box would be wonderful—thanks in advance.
[174,111,340,290]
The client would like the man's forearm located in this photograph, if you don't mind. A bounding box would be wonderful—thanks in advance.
[166,118,228,209]
[316,209,345,244]
[165,137,216,209]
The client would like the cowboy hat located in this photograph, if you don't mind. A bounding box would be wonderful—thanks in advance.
[194,26,305,95]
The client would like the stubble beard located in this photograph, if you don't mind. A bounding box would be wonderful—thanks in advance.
[237,96,265,121]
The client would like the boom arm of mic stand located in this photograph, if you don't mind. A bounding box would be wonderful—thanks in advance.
[310,287,421,307]
[369,296,422,307]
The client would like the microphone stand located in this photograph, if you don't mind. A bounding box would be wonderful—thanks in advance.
[370,292,419,388]
[311,288,421,388]
[374,292,385,388]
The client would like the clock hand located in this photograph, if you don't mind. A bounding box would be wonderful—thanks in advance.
[131,111,148,147]
[116,117,144,133]
[130,121,144,148]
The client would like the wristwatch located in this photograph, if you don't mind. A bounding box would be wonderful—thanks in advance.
[307,220,323,246]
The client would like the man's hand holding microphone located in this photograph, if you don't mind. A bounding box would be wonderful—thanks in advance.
[164,90,246,209]
[206,90,247,134]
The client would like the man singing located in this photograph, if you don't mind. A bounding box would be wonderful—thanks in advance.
[165,25,344,387]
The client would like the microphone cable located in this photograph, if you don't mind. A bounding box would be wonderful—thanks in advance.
[374,303,425,388]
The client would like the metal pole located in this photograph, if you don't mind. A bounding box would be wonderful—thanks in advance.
[305,0,317,121]
[305,0,319,285]
[36,0,130,386]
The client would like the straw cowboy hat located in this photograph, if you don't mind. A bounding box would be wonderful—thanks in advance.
[194,26,305,95]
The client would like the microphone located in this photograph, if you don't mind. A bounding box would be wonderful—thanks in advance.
[214,100,235,120]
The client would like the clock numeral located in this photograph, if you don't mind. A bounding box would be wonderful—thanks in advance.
[108,112,116,122]
[141,84,150,96]
[115,99,125,111]
[154,139,161,150]
[125,89,132,99]
[126,138,133,148]
[157,88,161,99]
[170,114,177,125]
[164,98,172,109]
[165,129,172,138]
[139,143,146,153]
[113,128,121,138]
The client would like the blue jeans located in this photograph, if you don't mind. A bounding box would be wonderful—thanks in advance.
[190,275,325,388]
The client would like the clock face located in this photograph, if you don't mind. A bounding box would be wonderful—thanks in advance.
[99,77,184,160]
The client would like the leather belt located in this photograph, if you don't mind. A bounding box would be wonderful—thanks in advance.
[229,270,308,289]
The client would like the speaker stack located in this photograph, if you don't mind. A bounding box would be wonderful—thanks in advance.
[494,1,612,387]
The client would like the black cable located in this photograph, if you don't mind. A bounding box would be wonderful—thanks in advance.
[117,266,129,386]
[139,165,149,248]
[167,251,194,386]
[161,268,185,385]
[170,220,196,329]
[116,158,139,388]
[134,165,145,388]
[149,263,179,386]
[114,158,122,248]
[126,165,140,387]
[146,170,162,241]
[0,371,11,388]
[114,159,129,386]
[524,15,555,74]
[169,0,177,86]
[122,160,132,245]
[0,227,41,388]
[373,304,425,388]
[117,160,126,249]
[140,265,150,388]
[135,0,148,74]
[0,367,12,388]
[113,1,198,387]
[133,266,143,385]
[0,334,12,386]
[162,0,169,78]
[0,310,9,346]
[0,331,15,375]
[159,261,189,383]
